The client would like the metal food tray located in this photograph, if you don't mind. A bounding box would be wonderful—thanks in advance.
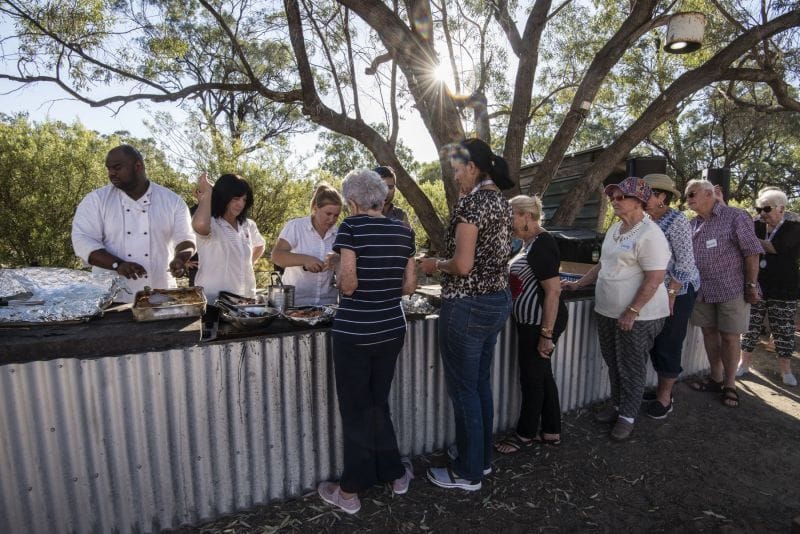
[283,305,336,327]
[132,287,207,322]
[216,301,280,329]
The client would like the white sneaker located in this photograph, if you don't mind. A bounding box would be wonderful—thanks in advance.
[391,458,414,495]
[317,481,361,514]
[427,466,481,491]
[735,365,750,377]
[782,373,798,387]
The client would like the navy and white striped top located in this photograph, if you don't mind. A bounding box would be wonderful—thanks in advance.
[332,215,416,345]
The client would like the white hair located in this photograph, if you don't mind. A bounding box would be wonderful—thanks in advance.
[757,189,788,208]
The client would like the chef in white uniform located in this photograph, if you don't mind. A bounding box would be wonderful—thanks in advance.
[71,145,196,303]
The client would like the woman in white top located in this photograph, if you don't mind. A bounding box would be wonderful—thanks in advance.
[563,177,669,442]
[192,173,265,303]
[271,183,343,306]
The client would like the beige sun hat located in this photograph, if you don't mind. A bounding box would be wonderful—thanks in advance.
[642,173,682,198]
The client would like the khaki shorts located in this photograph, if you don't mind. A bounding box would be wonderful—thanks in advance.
[691,296,750,334]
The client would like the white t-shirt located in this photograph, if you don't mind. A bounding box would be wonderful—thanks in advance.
[277,216,338,306]
[195,217,265,303]
[71,182,195,303]
[594,219,671,320]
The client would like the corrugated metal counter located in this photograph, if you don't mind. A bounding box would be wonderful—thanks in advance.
[0,297,708,533]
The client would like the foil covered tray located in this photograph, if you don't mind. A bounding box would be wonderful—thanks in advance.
[283,305,336,327]
[0,267,122,325]
[132,287,206,322]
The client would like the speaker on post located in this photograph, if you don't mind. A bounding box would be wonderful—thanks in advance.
[702,168,731,201]
[626,156,666,178]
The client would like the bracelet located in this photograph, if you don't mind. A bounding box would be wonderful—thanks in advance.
[667,288,678,296]
[540,326,554,336]
[627,306,639,315]
[435,259,444,272]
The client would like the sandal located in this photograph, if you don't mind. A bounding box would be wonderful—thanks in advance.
[721,387,740,408]
[533,434,561,446]
[690,377,723,393]
[493,433,533,455]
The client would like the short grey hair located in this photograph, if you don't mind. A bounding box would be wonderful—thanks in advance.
[685,179,714,195]
[757,188,788,208]
[341,169,388,211]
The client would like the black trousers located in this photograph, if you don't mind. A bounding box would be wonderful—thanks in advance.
[332,334,405,493]
[515,322,562,438]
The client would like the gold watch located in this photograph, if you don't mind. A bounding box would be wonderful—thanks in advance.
[667,288,678,296]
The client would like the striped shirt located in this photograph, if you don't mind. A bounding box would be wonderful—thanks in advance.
[509,231,566,326]
[691,202,763,303]
[332,215,415,345]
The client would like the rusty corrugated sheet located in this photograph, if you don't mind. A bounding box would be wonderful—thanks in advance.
[0,308,707,533]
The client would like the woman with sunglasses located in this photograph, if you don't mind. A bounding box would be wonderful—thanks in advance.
[738,189,800,387]
[563,177,670,441]
[640,174,701,419]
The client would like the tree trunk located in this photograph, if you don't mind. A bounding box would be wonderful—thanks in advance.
[551,10,800,225]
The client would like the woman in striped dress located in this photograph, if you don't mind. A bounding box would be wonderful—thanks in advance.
[495,195,568,453]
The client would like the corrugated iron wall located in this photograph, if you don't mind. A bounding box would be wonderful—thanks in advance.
[0,299,708,533]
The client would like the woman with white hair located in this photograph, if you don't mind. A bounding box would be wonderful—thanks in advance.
[317,169,417,514]
[738,188,800,386]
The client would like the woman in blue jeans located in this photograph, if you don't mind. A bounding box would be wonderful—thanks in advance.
[419,139,513,491]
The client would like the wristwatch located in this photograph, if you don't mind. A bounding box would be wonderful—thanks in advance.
[746,282,757,288]
[540,327,554,336]
[667,288,678,296]
[111,261,120,271]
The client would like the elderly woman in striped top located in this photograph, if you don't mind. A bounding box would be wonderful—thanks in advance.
[317,169,417,515]
[494,195,568,453]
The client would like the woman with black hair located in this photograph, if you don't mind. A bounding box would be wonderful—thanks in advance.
[419,138,514,491]
[192,172,265,302]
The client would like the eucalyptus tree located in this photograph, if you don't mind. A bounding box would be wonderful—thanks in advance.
[1,0,798,246]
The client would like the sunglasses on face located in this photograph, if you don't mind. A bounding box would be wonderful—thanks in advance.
[755,206,775,214]
[610,194,634,202]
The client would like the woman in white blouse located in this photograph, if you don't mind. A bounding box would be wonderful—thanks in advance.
[271,183,343,306]
[192,173,265,303]
[563,177,669,442]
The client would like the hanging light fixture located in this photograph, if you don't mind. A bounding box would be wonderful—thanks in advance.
[664,12,706,54]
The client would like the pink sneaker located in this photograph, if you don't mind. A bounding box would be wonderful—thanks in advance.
[317,481,361,514]
[391,458,414,495]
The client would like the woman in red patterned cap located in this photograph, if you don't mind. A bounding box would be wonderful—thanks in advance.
[563,177,670,441]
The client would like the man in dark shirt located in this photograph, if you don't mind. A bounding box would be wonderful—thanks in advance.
[374,166,410,225]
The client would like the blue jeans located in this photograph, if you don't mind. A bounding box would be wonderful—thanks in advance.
[439,289,512,481]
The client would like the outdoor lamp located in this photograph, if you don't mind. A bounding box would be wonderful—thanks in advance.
[663,12,706,54]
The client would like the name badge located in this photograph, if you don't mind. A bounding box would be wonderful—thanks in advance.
[705,239,717,249]
[618,241,634,251]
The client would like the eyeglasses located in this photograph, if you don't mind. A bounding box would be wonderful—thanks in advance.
[755,206,774,214]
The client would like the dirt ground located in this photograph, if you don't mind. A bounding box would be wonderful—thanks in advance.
[173,339,800,534]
